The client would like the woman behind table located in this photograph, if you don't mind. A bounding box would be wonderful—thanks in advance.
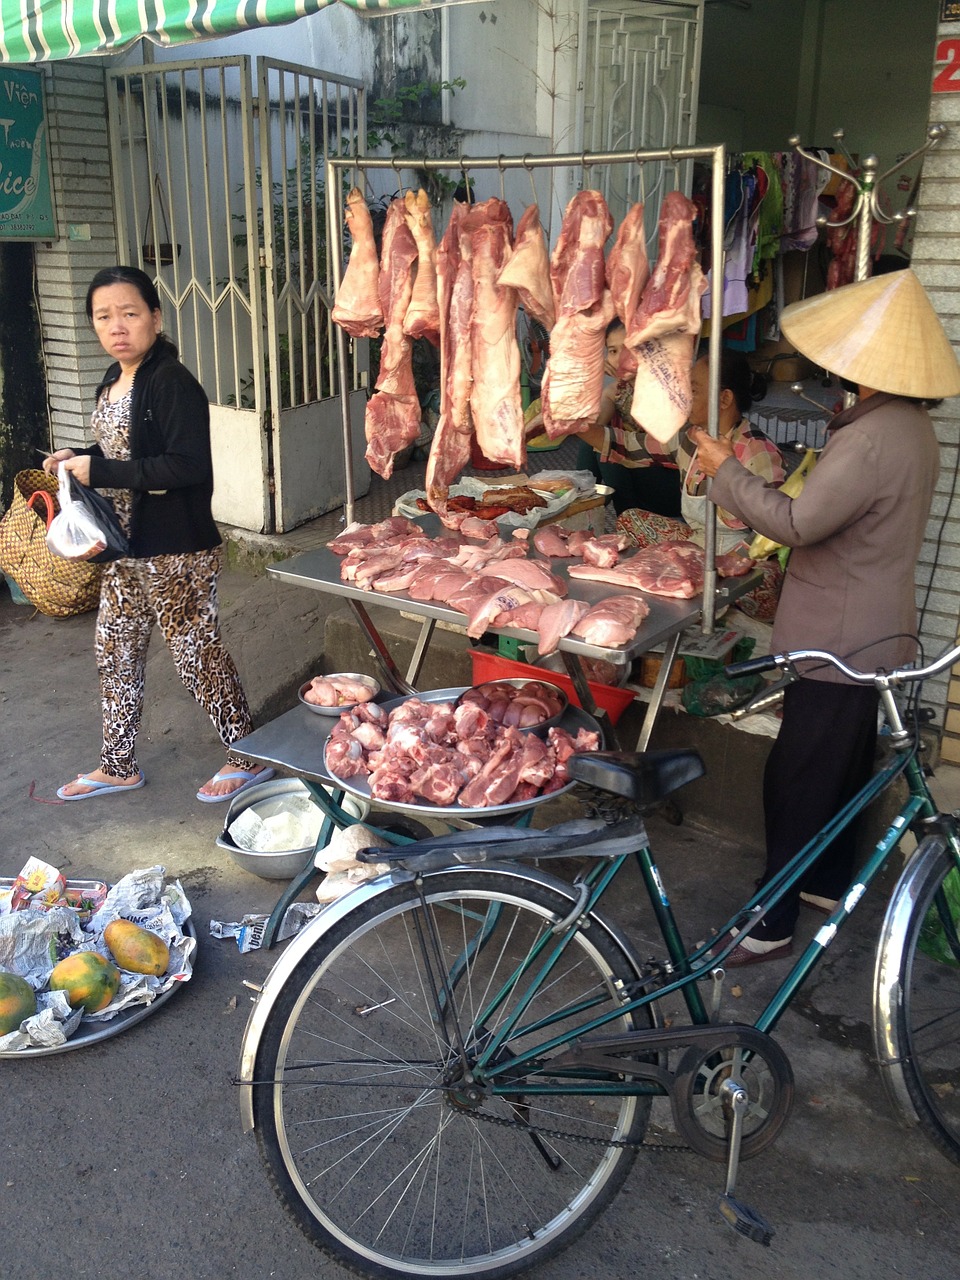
[43,265,273,804]
[691,269,959,964]
[576,319,682,517]
[617,347,785,620]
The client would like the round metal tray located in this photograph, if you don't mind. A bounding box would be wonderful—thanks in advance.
[455,676,568,733]
[298,672,381,716]
[0,916,197,1058]
[321,686,603,818]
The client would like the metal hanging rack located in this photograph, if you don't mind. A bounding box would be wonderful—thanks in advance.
[788,123,947,406]
[326,143,729,631]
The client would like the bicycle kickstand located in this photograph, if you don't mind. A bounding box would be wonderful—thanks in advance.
[716,1078,775,1247]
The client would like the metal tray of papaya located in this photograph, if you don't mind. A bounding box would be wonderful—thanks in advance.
[0,916,196,1058]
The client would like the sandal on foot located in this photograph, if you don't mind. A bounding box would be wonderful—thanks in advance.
[196,766,275,804]
[800,891,839,915]
[57,771,145,801]
[723,938,793,968]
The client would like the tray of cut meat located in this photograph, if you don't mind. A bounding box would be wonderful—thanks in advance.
[394,475,584,530]
[320,687,604,818]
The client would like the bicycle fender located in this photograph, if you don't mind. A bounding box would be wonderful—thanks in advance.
[237,860,646,1134]
[872,833,948,1125]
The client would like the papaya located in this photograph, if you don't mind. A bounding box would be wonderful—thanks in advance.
[49,951,121,1012]
[104,919,170,977]
[0,971,37,1034]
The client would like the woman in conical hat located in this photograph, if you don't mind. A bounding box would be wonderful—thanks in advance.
[690,269,960,965]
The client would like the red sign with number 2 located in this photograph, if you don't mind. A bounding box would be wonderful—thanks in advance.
[934,38,960,92]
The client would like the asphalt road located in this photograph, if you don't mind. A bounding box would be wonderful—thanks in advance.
[2,577,959,1280]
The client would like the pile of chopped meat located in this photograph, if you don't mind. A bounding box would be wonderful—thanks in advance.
[324,697,600,809]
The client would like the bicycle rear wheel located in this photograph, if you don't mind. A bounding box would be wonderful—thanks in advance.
[877,835,960,1164]
[253,868,652,1280]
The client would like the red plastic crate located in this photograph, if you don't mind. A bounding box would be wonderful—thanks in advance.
[468,650,635,726]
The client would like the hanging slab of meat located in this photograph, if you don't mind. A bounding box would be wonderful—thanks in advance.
[625,191,707,443]
[425,202,474,516]
[331,188,384,339]
[465,199,525,469]
[606,201,649,378]
[364,199,421,479]
[569,539,712,598]
[571,595,650,648]
[549,189,614,316]
[496,203,556,330]
[402,188,441,345]
[542,190,615,439]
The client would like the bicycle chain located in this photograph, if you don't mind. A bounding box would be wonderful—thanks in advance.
[465,1100,690,1154]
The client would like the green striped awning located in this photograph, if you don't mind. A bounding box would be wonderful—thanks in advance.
[0,0,442,63]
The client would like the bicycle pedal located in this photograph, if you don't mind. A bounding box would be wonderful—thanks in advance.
[717,1194,774,1246]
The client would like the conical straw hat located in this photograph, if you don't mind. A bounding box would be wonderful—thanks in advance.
[780,268,960,399]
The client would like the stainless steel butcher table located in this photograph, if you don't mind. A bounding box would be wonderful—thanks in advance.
[265,540,758,752]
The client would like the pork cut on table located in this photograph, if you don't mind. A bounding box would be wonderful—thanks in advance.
[465,199,525,469]
[605,201,649,379]
[568,539,719,598]
[331,188,384,339]
[364,199,421,479]
[402,188,441,346]
[496,203,556,330]
[625,191,707,443]
[571,595,650,648]
[328,515,424,556]
[536,598,591,656]
[542,190,615,439]
[425,202,474,515]
[475,558,567,596]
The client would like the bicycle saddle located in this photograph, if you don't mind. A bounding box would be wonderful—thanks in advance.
[567,749,705,805]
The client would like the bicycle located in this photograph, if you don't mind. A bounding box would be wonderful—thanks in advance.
[237,640,960,1279]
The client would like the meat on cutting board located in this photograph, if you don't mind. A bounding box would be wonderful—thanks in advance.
[571,595,650,648]
[364,199,421,479]
[402,188,441,345]
[496,203,556,330]
[465,199,525,469]
[625,191,707,443]
[331,188,384,339]
[425,202,474,515]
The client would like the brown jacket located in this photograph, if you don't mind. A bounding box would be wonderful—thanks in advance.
[710,394,940,682]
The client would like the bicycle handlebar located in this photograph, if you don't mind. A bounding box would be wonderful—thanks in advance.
[725,638,960,688]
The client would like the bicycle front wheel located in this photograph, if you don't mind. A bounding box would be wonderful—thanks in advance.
[877,835,960,1163]
[253,868,652,1280]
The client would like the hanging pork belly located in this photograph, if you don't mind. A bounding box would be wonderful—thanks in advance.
[625,191,707,444]
[605,200,649,379]
[331,187,384,339]
[425,201,474,514]
[363,198,421,480]
[402,188,441,345]
[496,203,556,331]
[540,189,615,439]
[464,198,526,470]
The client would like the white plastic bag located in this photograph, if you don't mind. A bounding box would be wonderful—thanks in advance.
[46,464,107,561]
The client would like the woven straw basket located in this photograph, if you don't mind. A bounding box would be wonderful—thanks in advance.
[0,469,102,618]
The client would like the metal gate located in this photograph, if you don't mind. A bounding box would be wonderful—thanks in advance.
[577,0,702,238]
[106,56,367,533]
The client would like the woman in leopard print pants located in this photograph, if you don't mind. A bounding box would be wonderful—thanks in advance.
[44,265,272,803]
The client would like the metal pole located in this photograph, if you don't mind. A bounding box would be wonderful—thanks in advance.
[702,143,726,634]
[326,157,356,524]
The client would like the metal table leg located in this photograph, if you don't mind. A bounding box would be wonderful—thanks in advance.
[559,651,622,750]
[634,629,683,752]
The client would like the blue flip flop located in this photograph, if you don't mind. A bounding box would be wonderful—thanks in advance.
[57,771,146,801]
[196,766,275,804]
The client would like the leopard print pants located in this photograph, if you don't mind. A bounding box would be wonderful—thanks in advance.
[95,546,256,777]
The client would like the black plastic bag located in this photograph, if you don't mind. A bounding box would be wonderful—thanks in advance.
[46,467,129,563]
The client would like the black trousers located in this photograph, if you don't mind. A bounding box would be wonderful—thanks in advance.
[756,677,879,940]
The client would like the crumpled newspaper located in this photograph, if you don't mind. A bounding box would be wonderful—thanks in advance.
[0,865,194,1053]
[209,902,323,953]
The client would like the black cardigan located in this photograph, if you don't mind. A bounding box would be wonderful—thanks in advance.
[84,339,222,558]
